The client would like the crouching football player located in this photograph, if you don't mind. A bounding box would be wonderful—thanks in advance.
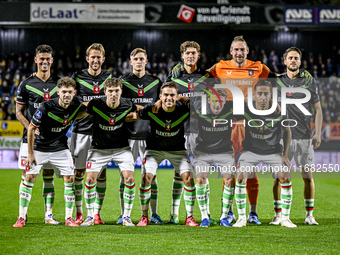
[80,77,140,227]
[136,82,198,227]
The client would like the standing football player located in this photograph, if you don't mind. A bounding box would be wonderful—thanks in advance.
[233,80,295,228]
[166,41,215,225]
[118,48,162,224]
[270,47,322,225]
[16,45,60,225]
[70,43,112,224]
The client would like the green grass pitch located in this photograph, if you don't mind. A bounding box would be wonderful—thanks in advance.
[1,169,339,254]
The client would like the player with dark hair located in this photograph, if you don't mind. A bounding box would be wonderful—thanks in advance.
[136,82,198,227]
[233,80,296,228]
[270,47,322,225]
[166,41,216,225]
[16,44,60,225]
[80,77,139,227]
[118,48,162,224]
[70,43,112,224]
[13,77,85,227]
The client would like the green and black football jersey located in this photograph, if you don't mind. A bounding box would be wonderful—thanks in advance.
[241,102,287,155]
[192,98,234,153]
[71,69,112,135]
[166,68,211,134]
[31,97,84,152]
[87,97,136,149]
[16,75,59,143]
[275,71,320,139]
[120,73,161,140]
[139,100,190,151]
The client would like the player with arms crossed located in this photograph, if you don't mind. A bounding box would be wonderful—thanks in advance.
[80,78,139,227]
[233,80,295,228]
[16,45,60,225]
[192,88,236,227]
[270,47,322,225]
[118,48,162,224]
[13,77,85,227]
[136,82,198,227]
[166,41,216,225]
[70,43,112,224]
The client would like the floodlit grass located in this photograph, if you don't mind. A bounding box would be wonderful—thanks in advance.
[1,169,339,254]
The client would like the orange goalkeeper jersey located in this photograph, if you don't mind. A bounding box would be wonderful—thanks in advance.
[208,59,270,100]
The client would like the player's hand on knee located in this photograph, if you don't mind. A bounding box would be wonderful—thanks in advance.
[25,154,37,169]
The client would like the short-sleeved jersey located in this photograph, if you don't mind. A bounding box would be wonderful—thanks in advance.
[208,59,271,100]
[87,97,136,149]
[31,97,84,152]
[71,69,112,135]
[192,99,234,153]
[139,101,190,151]
[16,75,59,143]
[240,103,286,155]
[275,72,320,139]
[120,73,161,140]
[166,68,211,134]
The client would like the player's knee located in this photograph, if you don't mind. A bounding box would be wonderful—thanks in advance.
[25,174,36,183]
[196,177,206,185]
[64,175,75,183]
[278,177,291,184]
[236,178,246,184]
[181,173,194,186]
[142,173,153,186]
[85,174,97,184]
[124,175,135,184]
[224,178,235,187]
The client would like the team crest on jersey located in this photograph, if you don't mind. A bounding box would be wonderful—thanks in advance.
[109,118,116,125]
[259,126,264,133]
[188,79,194,91]
[63,115,69,126]
[43,88,50,100]
[248,70,254,77]
[137,84,144,96]
[109,114,116,125]
[35,110,42,119]
[286,85,293,96]
[93,82,100,94]
[165,120,171,131]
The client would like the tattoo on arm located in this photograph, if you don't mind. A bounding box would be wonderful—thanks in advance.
[16,104,29,129]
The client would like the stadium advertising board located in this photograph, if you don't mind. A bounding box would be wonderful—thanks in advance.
[0,121,22,150]
[177,4,252,24]
[284,7,340,25]
[30,3,145,23]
